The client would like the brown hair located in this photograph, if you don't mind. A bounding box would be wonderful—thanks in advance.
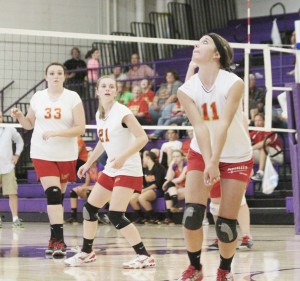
[45,62,66,75]
[96,76,117,119]
[208,33,233,71]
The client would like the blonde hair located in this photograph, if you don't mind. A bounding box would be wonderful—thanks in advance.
[96,75,117,119]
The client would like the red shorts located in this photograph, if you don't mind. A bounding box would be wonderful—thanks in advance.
[32,159,77,183]
[97,172,143,193]
[187,149,253,183]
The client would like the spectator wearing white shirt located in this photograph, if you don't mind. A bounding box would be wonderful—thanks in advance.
[159,129,182,168]
[0,111,24,228]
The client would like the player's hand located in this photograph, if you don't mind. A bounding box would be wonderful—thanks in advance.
[11,155,20,165]
[10,108,23,119]
[109,156,126,169]
[42,131,57,141]
[77,164,90,179]
[203,161,220,186]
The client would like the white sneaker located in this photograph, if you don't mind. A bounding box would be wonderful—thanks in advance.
[123,255,155,269]
[64,251,96,267]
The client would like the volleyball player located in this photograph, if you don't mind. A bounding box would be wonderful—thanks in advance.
[11,62,85,257]
[64,76,155,269]
[176,33,253,281]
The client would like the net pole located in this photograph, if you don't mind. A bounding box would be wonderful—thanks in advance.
[243,0,251,120]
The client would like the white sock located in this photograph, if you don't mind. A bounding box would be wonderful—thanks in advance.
[257,170,264,175]
[13,216,19,222]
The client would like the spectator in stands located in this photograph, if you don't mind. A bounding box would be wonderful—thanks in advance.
[140,79,155,104]
[149,71,182,124]
[162,149,187,225]
[11,62,85,257]
[127,85,151,125]
[250,113,283,181]
[65,151,101,225]
[208,181,254,250]
[148,100,185,139]
[159,128,182,168]
[127,53,155,89]
[109,63,128,81]
[85,48,100,83]
[0,111,24,228]
[136,151,166,224]
[63,47,87,98]
[116,81,133,106]
[249,74,265,122]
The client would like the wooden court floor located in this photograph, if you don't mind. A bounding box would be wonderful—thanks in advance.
[0,222,299,281]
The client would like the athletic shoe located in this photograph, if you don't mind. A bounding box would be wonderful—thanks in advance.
[147,218,161,225]
[123,255,155,269]
[52,240,67,257]
[251,171,263,181]
[216,268,234,281]
[12,218,24,229]
[135,218,147,225]
[64,216,79,225]
[177,265,203,281]
[207,239,219,250]
[45,238,56,255]
[171,206,183,213]
[162,218,175,225]
[64,250,96,266]
[239,235,254,249]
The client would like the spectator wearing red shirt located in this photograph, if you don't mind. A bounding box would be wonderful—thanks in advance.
[140,79,155,104]
[250,113,283,181]
[127,85,151,125]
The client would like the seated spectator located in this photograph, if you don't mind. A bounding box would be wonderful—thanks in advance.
[162,150,187,225]
[132,151,166,224]
[159,128,183,168]
[140,79,155,104]
[63,47,87,98]
[116,81,133,105]
[249,74,265,122]
[250,113,284,181]
[65,154,99,225]
[127,85,151,125]
[148,100,185,139]
[149,71,182,124]
[109,63,128,81]
[181,129,193,156]
[127,53,155,89]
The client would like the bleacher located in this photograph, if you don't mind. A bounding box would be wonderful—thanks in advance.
[0,3,298,225]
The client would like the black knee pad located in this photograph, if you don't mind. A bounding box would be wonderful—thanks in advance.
[182,203,206,230]
[70,189,78,198]
[215,216,238,243]
[164,192,171,200]
[83,202,99,221]
[86,189,91,198]
[107,211,131,230]
[45,186,62,205]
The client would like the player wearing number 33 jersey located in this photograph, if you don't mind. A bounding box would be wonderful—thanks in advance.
[178,69,252,163]
[96,101,143,177]
[30,88,82,161]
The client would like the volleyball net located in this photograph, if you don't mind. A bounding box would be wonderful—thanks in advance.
[0,27,298,135]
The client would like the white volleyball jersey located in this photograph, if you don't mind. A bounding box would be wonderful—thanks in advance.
[96,102,143,177]
[30,88,82,161]
[179,70,252,163]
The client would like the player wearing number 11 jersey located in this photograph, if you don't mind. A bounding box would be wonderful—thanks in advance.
[176,33,253,281]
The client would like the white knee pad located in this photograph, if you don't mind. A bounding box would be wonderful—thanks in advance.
[209,202,220,216]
